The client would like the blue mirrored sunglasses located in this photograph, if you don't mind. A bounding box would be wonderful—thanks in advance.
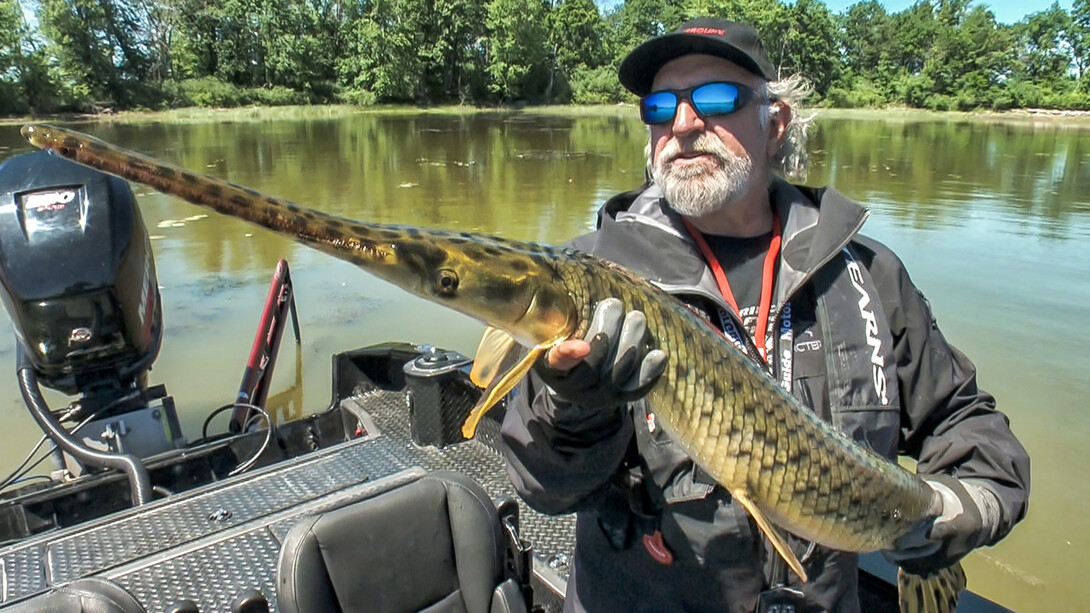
[639,81,763,125]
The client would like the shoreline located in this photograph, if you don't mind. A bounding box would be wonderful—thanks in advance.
[3,104,1089,127]
[812,106,1090,124]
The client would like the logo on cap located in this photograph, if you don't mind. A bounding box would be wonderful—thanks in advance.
[684,27,725,35]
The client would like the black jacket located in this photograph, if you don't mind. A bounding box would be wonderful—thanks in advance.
[500,178,1030,612]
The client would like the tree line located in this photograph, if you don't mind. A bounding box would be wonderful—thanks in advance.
[0,0,1085,115]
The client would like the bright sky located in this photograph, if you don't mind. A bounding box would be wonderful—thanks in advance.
[595,0,1065,26]
[819,0,1067,24]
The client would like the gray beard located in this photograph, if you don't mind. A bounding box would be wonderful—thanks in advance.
[651,135,755,218]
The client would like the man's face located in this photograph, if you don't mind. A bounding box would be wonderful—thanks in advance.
[648,54,772,218]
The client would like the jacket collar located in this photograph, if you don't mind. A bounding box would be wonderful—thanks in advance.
[771,179,870,305]
[590,177,870,304]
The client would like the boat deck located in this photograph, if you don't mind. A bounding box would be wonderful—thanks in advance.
[0,342,1004,612]
[0,345,571,612]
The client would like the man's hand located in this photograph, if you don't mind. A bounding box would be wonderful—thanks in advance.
[535,298,667,409]
[884,474,1002,574]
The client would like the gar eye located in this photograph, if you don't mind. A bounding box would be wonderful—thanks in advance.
[435,269,459,296]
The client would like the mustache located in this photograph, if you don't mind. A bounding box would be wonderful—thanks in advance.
[658,134,732,166]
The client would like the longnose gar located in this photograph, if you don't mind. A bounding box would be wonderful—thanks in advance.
[22,124,964,612]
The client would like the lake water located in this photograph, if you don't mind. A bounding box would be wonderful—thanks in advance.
[0,109,1086,611]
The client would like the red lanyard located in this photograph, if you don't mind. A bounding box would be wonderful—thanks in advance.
[682,211,781,362]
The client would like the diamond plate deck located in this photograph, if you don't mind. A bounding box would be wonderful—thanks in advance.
[0,384,574,612]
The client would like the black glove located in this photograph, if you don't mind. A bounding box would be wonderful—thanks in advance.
[535,298,667,409]
[884,474,1001,574]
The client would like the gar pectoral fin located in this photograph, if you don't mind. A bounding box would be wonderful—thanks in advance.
[470,326,522,388]
[732,489,809,583]
[897,564,966,613]
[461,345,549,438]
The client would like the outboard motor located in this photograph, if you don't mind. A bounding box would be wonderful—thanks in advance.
[0,151,181,503]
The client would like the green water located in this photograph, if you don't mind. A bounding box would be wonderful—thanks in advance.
[0,110,1086,611]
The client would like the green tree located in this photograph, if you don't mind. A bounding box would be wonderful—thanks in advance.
[1013,3,1074,84]
[610,0,683,62]
[168,0,266,86]
[839,0,891,78]
[419,0,488,102]
[38,0,155,109]
[889,0,937,75]
[256,0,338,94]
[546,0,607,101]
[168,0,220,79]
[943,5,1013,109]
[216,0,265,87]
[779,0,839,93]
[0,0,1080,112]
[339,0,427,102]
[0,0,25,112]
[1072,0,1090,79]
[484,0,550,101]
[0,0,58,113]
[338,0,489,104]
[132,0,172,82]
[917,0,974,106]
[550,0,606,72]
[1006,3,1085,108]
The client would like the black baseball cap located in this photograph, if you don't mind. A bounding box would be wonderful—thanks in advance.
[618,17,775,96]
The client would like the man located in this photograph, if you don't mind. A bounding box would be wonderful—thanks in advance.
[500,16,1029,613]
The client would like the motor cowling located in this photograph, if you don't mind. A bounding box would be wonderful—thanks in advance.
[0,150,162,396]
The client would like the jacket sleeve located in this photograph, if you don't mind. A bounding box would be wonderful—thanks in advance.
[501,368,634,516]
[869,244,1030,543]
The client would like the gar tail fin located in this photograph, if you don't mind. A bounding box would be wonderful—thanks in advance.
[897,563,966,613]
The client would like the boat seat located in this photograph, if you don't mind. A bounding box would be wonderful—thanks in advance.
[276,470,529,613]
[0,577,146,613]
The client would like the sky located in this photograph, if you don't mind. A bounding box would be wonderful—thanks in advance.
[595,0,1067,25]
[819,0,1067,24]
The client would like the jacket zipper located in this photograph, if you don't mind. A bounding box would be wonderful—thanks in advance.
[704,210,871,376]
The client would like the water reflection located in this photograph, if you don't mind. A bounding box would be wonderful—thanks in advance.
[808,118,1090,241]
[0,112,1087,611]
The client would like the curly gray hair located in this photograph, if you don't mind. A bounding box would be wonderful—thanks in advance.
[763,74,815,182]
